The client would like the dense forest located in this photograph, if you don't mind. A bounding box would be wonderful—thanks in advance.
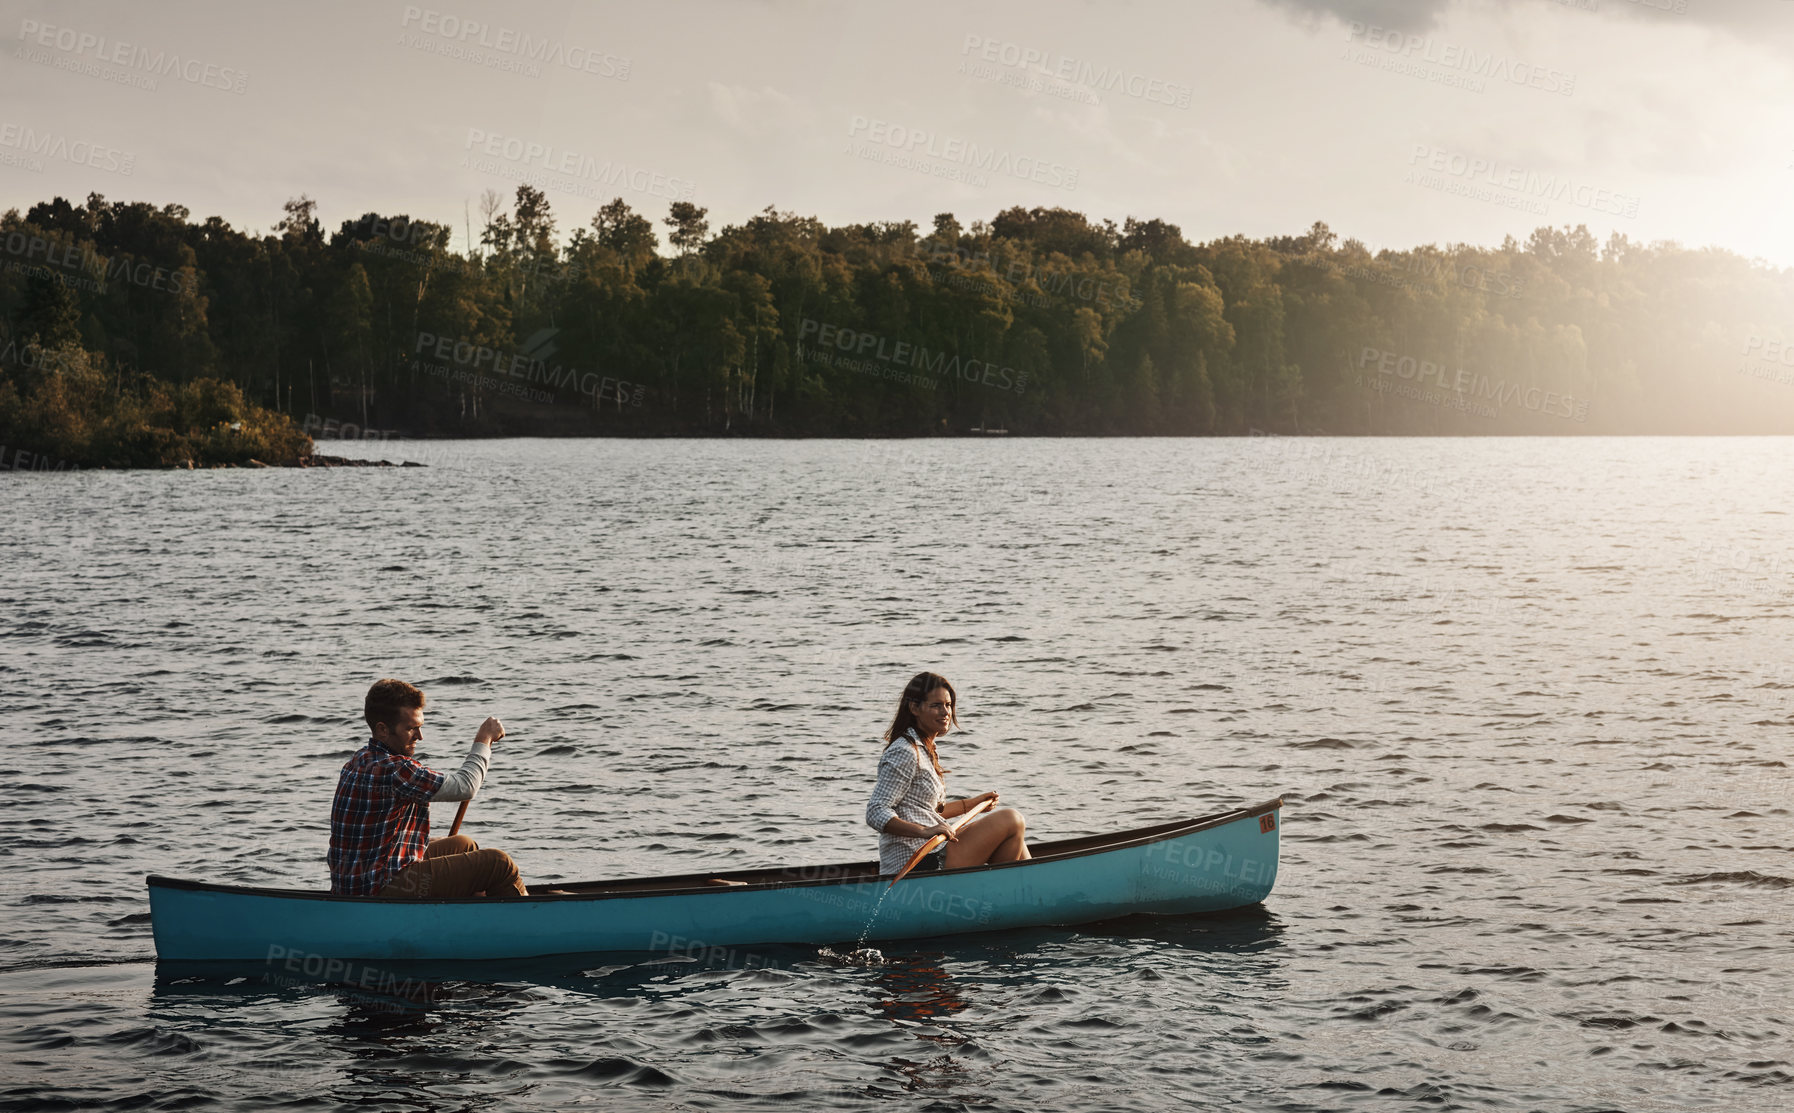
[4,186,1794,466]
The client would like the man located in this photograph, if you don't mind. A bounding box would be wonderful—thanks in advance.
[328,678,529,898]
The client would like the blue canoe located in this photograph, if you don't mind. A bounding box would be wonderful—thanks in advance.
[147,798,1282,962]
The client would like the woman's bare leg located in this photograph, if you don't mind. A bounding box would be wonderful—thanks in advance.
[943,808,1029,868]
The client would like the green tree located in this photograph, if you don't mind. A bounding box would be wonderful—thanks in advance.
[665,202,709,256]
[15,273,82,348]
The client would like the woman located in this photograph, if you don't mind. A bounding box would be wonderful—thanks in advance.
[865,671,1030,876]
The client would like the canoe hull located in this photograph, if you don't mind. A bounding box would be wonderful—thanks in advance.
[149,799,1281,962]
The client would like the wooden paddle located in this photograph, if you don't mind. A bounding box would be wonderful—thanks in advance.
[888,798,995,888]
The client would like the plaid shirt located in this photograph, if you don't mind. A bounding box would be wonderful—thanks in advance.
[866,731,946,875]
[328,740,446,896]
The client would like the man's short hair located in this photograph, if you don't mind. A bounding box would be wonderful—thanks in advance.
[364,678,426,730]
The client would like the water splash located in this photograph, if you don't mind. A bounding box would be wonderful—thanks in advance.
[815,879,896,966]
[854,880,895,947]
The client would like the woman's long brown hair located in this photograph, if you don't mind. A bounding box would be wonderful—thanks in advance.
[883,671,957,777]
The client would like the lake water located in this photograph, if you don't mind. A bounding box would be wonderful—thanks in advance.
[2,436,1789,1112]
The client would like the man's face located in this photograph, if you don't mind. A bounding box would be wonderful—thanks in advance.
[372,707,425,757]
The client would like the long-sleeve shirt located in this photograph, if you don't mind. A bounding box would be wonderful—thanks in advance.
[430,742,490,803]
[865,731,945,875]
[327,739,489,895]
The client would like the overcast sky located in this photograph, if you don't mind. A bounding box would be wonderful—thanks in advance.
[4,0,1791,266]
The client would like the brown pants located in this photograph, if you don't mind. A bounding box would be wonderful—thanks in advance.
[379,835,526,899]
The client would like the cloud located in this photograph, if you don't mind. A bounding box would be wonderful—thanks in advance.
[1256,0,1454,33]
[1591,0,1791,36]
[1260,0,1794,42]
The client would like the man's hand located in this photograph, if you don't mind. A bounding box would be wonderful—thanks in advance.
[476,716,505,746]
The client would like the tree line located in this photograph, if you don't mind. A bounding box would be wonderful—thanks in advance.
[3,186,1793,465]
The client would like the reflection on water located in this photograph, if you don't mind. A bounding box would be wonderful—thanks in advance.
[873,954,984,1103]
[873,953,972,1026]
[134,910,1289,1108]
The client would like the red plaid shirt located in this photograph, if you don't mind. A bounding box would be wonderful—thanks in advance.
[328,740,446,896]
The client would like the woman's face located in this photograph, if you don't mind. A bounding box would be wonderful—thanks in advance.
[910,686,955,738]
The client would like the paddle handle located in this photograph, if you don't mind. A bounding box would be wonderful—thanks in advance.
[888,798,995,887]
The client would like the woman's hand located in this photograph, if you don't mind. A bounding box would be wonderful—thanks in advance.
[929,820,958,842]
[945,792,1000,818]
